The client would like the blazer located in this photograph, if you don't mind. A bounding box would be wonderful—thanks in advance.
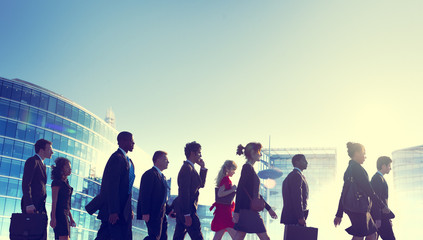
[21,155,47,212]
[175,161,207,215]
[336,160,386,218]
[234,163,271,213]
[97,149,134,222]
[370,172,391,220]
[281,169,309,224]
[137,167,168,220]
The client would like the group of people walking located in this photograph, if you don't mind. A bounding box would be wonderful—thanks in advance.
[19,131,396,240]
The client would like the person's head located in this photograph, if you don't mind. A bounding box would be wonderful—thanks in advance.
[184,141,202,164]
[34,139,53,160]
[118,131,134,152]
[347,142,366,164]
[377,156,392,175]
[153,151,169,171]
[216,160,237,187]
[292,154,308,171]
[236,142,262,163]
[51,157,71,180]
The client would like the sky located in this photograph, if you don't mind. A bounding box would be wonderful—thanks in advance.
[1,1,422,238]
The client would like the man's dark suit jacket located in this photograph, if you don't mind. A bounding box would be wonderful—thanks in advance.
[21,155,47,213]
[175,161,207,216]
[97,149,134,222]
[281,169,309,224]
[137,167,168,220]
[370,172,390,220]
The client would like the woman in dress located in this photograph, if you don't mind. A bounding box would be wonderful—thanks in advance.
[210,160,238,240]
[50,157,76,240]
[233,142,277,240]
[334,142,390,240]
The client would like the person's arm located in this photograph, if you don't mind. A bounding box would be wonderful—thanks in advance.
[178,164,192,216]
[234,165,249,213]
[198,159,207,188]
[50,186,60,228]
[289,173,305,221]
[139,171,153,222]
[104,154,123,224]
[370,175,383,222]
[69,210,76,227]
[217,178,236,197]
[22,158,36,212]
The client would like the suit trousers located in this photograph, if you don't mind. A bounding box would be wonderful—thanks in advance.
[377,218,395,240]
[145,215,168,240]
[173,213,203,240]
[96,218,132,240]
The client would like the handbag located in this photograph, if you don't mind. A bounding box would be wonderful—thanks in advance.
[215,187,236,205]
[243,188,265,212]
[342,175,369,213]
[283,225,318,240]
[9,213,48,240]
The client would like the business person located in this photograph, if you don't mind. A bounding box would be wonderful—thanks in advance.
[233,142,277,240]
[50,157,76,240]
[21,139,53,215]
[370,156,395,240]
[21,139,53,240]
[138,151,170,240]
[173,141,207,240]
[334,142,390,240]
[281,154,309,226]
[96,131,136,240]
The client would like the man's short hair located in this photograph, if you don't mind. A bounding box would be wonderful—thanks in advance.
[153,151,167,163]
[377,156,392,170]
[117,131,132,144]
[292,154,305,166]
[34,139,52,153]
[184,141,201,159]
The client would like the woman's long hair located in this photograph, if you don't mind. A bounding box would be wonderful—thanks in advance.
[215,160,237,187]
[51,157,70,180]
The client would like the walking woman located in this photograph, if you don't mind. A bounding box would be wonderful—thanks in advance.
[334,142,390,240]
[210,160,238,240]
[233,142,277,240]
[50,157,76,240]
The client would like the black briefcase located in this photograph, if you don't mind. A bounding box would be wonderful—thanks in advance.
[283,225,318,240]
[215,187,236,205]
[9,213,48,240]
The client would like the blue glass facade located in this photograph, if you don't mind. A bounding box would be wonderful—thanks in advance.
[0,77,147,239]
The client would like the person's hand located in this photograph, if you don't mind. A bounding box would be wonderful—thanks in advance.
[298,218,306,226]
[184,215,192,227]
[268,208,278,219]
[334,217,342,227]
[232,212,239,223]
[109,213,119,225]
[70,218,76,227]
[375,219,381,229]
[382,207,390,214]
[142,214,150,223]
[198,158,205,168]
[50,217,56,229]
[26,205,36,214]
[169,210,176,218]
[231,185,237,191]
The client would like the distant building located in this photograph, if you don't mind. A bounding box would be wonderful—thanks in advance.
[0,77,149,239]
[392,145,423,204]
[105,107,116,128]
[259,147,337,225]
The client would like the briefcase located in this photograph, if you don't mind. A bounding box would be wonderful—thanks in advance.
[9,213,48,240]
[283,225,318,240]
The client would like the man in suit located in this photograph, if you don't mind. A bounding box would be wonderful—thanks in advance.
[173,141,207,240]
[21,139,53,240]
[281,154,309,226]
[138,151,171,240]
[371,156,396,240]
[96,131,136,240]
[21,139,53,215]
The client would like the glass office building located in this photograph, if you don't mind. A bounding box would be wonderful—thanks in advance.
[0,77,148,239]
